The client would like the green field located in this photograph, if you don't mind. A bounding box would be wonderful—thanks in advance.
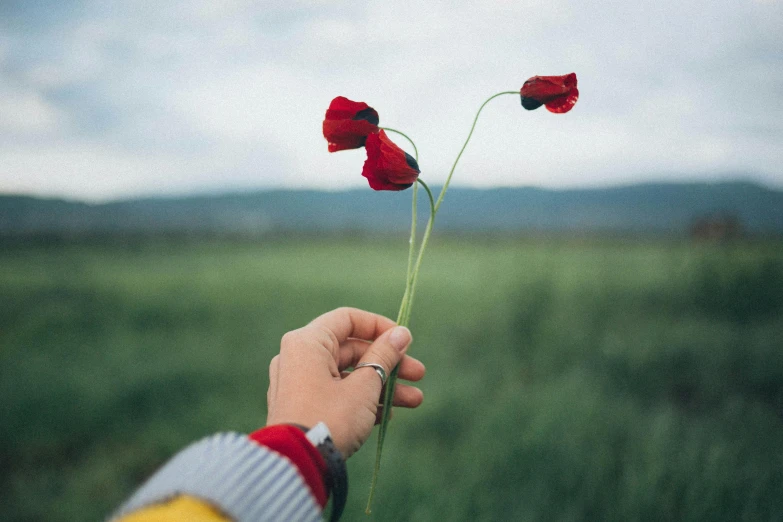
[2,235,782,521]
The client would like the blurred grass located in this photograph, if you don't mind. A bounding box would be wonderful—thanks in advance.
[1,235,782,521]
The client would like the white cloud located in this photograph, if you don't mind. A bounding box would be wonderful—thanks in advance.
[0,89,66,135]
[0,145,186,200]
[0,141,287,201]
[0,0,780,201]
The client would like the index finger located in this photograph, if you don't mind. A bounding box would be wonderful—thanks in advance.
[308,307,397,344]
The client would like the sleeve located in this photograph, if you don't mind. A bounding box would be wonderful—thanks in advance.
[110,426,327,522]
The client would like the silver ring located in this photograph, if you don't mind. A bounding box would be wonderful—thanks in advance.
[354,363,387,386]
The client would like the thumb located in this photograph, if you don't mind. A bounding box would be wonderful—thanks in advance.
[349,326,412,394]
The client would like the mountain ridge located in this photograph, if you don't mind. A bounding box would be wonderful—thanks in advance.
[1,181,781,236]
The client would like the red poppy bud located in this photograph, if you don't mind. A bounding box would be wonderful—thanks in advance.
[520,73,578,113]
[362,130,420,191]
[322,96,380,152]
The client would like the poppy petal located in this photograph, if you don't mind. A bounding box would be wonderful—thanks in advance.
[323,96,380,152]
[520,73,578,113]
[362,130,420,191]
[544,87,579,114]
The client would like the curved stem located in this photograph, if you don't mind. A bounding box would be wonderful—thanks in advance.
[380,127,418,162]
[433,91,517,214]
[403,210,434,324]
[369,172,423,517]
[403,91,518,320]
[368,178,434,510]
[376,127,419,324]
[395,179,434,324]
[407,91,517,314]
[368,92,518,514]
[416,179,436,223]
[397,183,418,323]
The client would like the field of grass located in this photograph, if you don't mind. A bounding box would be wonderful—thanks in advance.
[1,235,782,521]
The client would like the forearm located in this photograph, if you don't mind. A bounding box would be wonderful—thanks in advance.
[111,426,327,522]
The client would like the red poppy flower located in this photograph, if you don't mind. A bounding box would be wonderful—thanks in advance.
[322,96,380,152]
[362,130,420,191]
[520,73,578,113]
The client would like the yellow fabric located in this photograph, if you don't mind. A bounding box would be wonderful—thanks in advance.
[117,495,233,522]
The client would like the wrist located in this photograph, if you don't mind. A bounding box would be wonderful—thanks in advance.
[290,422,348,522]
[248,425,328,507]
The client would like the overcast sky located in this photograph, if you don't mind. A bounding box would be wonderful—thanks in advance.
[1,0,781,201]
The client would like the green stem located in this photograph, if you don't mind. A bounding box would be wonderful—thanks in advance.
[367,92,516,514]
[395,180,434,325]
[402,181,435,325]
[405,91,517,320]
[416,179,436,221]
[381,127,419,324]
[433,91,517,214]
[368,131,421,514]
[367,179,434,511]
[397,183,417,324]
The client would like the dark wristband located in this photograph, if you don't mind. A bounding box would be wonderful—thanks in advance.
[291,423,348,522]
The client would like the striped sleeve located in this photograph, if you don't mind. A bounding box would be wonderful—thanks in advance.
[110,432,323,522]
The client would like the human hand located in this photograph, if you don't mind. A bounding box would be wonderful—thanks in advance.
[266,307,426,458]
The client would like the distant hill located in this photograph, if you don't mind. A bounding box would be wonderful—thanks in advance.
[1,182,782,236]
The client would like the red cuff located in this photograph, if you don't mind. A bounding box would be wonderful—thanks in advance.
[249,425,328,508]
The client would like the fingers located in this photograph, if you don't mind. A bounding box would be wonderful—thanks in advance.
[392,382,424,408]
[338,339,425,381]
[267,355,280,401]
[347,325,412,396]
[372,384,424,423]
[266,355,280,421]
[375,406,392,425]
[308,307,397,346]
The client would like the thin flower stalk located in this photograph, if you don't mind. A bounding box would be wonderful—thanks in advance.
[367,91,518,513]
[381,127,420,323]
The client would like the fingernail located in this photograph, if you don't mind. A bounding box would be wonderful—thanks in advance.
[389,326,411,352]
